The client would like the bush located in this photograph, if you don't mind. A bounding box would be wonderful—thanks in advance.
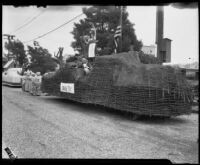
[27,45,58,74]
[138,51,161,64]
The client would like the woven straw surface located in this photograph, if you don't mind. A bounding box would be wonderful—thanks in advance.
[41,51,193,117]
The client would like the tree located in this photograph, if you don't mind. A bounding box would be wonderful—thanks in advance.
[4,39,28,67]
[138,51,161,64]
[71,6,143,56]
[54,47,64,67]
[27,45,57,74]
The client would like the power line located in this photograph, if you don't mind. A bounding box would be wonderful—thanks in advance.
[22,12,84,44]
[11,10,46,34]
[12,13,38,32]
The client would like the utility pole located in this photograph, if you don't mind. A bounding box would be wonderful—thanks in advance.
[3,34,15,60]
[188,57,191,68]
[3,34,15,41]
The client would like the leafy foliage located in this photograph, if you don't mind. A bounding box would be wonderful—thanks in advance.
[54,47,64,67]
[71,6,143,56]
[27,45,57,74]
[4,39,28,67]
[138,51,161,64]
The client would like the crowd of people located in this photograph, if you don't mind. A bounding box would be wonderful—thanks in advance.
[21,70,42,96]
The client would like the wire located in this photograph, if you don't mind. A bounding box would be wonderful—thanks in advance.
[11,10,46,34]
[22,12,84,44]
[12,16,33,33]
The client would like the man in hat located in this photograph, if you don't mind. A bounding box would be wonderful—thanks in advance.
[29,72,36,95]
[33,72,42,96]
[82,58,90,75]
[83,23,97,62]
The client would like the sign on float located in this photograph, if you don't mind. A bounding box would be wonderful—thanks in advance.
[60,83,74,94]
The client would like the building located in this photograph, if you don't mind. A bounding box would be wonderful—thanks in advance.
[141,45,156,56]
[178,67,198,80]
[156,6,172,63]
[160,38,172,62]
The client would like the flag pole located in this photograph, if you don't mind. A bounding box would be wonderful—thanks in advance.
[119,6,123,53]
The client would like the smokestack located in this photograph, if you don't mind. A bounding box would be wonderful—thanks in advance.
[155,6,172,63]
[156,6,164,44]
[156,6,164,61]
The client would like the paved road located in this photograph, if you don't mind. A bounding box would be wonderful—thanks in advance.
[2,85,198,163]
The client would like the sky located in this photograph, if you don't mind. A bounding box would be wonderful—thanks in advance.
[2,5,199,64]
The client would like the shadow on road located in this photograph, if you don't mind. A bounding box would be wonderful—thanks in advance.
[2,84,21,88]
[44,96,192,125]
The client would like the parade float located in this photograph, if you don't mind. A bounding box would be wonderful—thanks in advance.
[41,6,193,117]
[41,51,193,117]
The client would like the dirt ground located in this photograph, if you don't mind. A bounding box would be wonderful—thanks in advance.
[2,86,199,163]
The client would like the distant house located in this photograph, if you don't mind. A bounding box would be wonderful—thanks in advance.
[184,68,199,80]
[181,61,199,70]
[141,45,156,56]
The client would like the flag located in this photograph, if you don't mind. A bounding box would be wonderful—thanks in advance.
[114,6,125,53]
[114,25,122,53]
[33,41,39,47]
[114,25,122,38]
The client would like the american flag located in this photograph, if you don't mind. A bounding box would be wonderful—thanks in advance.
[33,41,40,47]
[114,25,122,53]
[113,6,125,53]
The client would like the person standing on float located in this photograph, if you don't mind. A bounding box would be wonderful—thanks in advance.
[33,72,42,96]
[25,70,30,92]
[85,23,97,62]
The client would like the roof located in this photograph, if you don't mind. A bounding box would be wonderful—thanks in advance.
[163,38,172,41]
[180,68,199,72]
[142,45,156,48]
[8,68,22,72]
